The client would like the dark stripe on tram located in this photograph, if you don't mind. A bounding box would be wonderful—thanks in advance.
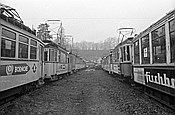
[0,58,40,62]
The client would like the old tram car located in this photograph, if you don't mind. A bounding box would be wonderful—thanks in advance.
[101,54,111,73]
[0,3,45,104]
[132,9,175,109]
[112,37,133,82]
[74,55,86,71]
[43,40,69,81]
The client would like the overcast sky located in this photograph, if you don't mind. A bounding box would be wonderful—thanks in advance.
[1,0,174,42]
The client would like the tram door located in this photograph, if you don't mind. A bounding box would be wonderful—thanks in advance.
[39,45,44,80]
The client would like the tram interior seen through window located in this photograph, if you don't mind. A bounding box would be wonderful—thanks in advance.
[1,38,16,57]
[1,29,16,58]
[134,40,140,64]
[30,39,37,59]
[141,35,150,64]
[18,35,29,59]
[152,26,166,63]
[44,51,48,61]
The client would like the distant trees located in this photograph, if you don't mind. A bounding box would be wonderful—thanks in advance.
[37,23,52,40]
[36,23,118,50]
[73,37,118,50]
[36,23,66,46]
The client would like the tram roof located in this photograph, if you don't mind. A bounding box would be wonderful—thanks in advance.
[0,3,23,23]
[0,3,14,9]
[133,9,174,41]
[0,3,36,36]
[43,40,69,52]
[115,37,133,47]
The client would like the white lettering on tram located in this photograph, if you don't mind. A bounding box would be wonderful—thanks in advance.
[15,66,28,73]
[145,72,175,89]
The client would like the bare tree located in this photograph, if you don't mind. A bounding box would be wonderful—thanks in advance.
[73,37,117,50]
[37,23,52,40]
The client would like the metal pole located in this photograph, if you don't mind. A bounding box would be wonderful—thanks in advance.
[46,19,62,44]
[71,37,73,49]
[64,35,73,50]
[59,22,62,45]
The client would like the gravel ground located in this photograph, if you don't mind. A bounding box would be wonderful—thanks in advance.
[0,68,174,115]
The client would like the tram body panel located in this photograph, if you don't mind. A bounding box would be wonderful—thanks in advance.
[104,64,110,72]
[112,62,121,74]
[133,65,175,96]
[44,62,55,78]
[56,63,68,74]
[132,10,175,97]
[0,61,42,91]
[120,62,132,77]
[44,62,69,77]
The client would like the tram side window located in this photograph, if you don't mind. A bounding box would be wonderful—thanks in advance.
[54,50,57,61]
[126,45,130,61]
[134,40,140,64]
[30,39,37,59]
[65,54,68,63]
[169,19,175,63]
[67,55,69,63]
[141,35,150,64]
[104,58,106,64]
[18,35,28,58]
[70,56,73,63]
[152,26,166,63]
[110,53,113,64]
[44,51,48,61]
[1,39,16,57]
[105,57,107,64]
[49,49,54,61]
[58,51,61,62]
[116,48,119,62]
[120,47,123,62]
[60,52,65,63]
[123,46,126,61]
[113,50,116,62]
[1,29,16,58]
[2,28,16,40]
[30,47,37,59]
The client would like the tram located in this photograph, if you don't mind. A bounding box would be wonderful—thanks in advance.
[132,9,175,109]
[112,37,133,81]
[0,3,87,105]
[0,3,45,103]
[101,9,175,110]
[43,40,71,81]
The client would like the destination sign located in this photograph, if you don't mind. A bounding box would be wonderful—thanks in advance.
[0,63,30,76]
